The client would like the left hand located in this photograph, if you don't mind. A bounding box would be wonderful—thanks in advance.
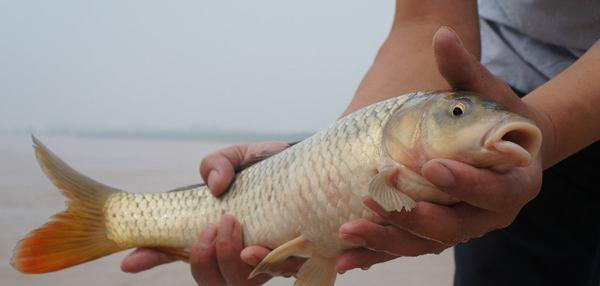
[122,215,302,285]
[336,26,549,272]
[120,142,296,283]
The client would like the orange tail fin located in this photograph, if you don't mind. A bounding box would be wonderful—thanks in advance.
[11,137,124,274]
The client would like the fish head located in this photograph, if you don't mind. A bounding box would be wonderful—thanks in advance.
[384,91,542,172]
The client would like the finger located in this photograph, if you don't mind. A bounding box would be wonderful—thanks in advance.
[366,198,503,245]
[339,219,447,256]
[200,145,248,196]
[335,248,396,272]
[199,142,291,197]
[215,215,256,286]
[190,224,225,286]
[240,246,305,277]
[120,248,176,273]
[433,26,528,115]
[421,159,540,211]
[239,246,271,266]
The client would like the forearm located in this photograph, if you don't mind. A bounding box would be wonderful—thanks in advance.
[343,0,479,115]
[523,40,600,169]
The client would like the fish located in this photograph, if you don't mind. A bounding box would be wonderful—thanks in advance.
[11,91,542,285]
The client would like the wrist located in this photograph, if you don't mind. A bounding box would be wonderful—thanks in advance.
[522,96,557,169]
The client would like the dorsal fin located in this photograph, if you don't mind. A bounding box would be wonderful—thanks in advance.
[234,141,301,173]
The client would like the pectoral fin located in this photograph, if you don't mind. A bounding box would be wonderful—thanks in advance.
[368,168,416,212]
[294,256,337,286]
[249,235,308,278]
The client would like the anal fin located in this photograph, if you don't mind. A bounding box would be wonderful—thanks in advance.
[294,256,337,286]
[249,235,308,278]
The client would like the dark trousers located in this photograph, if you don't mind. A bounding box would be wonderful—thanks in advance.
[454,89,600,285]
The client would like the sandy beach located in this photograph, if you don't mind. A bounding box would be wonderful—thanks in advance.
[0,135,454,286]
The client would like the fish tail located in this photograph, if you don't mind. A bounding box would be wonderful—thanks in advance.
[11,136,124,274]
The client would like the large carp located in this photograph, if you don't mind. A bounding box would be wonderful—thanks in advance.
[12,91,542,285]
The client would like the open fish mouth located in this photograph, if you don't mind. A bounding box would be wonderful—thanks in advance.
[483,119,543,168]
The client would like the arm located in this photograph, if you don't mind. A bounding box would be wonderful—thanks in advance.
[337,31,600,272]
[524,40,600,168]
[344,0,480,114]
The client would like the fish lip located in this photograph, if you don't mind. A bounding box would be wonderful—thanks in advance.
[482,117,542,168]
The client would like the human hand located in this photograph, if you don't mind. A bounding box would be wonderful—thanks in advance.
[120,142,298,284]
[335,26,550,271]
[199,141,292,196]
[121,214,302,285]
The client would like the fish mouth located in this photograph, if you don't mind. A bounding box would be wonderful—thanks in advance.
[483,118,542,171]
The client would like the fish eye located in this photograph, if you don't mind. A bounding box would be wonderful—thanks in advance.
[451,103,466,117]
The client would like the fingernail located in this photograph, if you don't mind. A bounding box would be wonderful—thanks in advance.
[339,234,366,247]
[240,249,261,265]
[335,264,346,273]
[423,161,455,187]
[335,259,351,273]
[339,222,367,246]
[198,224,217,248]
[247,254,261,266]
[361,265,371,271]
[207,170,219,188]
[439,26,464,47]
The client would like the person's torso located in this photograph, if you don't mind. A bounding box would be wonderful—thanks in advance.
[478,0,600,93]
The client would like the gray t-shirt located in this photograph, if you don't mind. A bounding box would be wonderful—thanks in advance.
[479,0,600,93]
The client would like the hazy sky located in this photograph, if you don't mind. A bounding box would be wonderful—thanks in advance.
[0,0,393,134]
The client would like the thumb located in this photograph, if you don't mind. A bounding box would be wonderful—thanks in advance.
[421,159,530,212]
[432,27,527,114]
[200,145,248,196]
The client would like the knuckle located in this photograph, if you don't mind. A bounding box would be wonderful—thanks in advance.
[199,159,212,176]
[441,236,460,246]
[368,224,396,249]
[514,171,541,201]
[202,153,221,167]
[368,227,392,250]
[389,211,414,229]
[495,213,517,229]
[216,239,232,252]
[446,216,467,246]
[492,190,515,211]
[226,145,247,161]
[430,244,447,255]
[190,248,211,266]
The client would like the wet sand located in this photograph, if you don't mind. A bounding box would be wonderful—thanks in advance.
[0,135,453,286]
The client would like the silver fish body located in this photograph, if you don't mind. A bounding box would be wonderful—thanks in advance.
[12,91,543,286]
[104,92,402,256]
